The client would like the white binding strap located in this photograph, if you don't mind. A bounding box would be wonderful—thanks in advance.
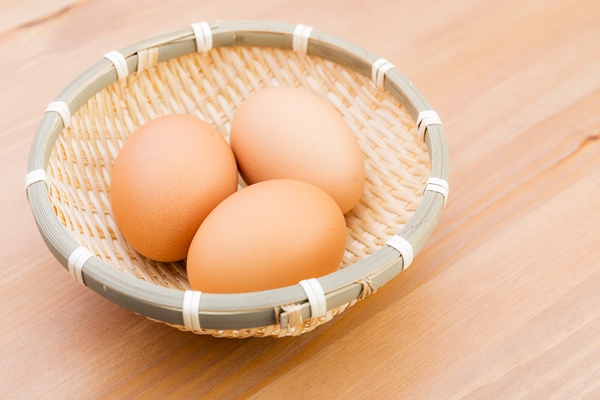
[191,21,213,52]
[68,246,93,285]
[103,50,129,80]
[182,290,202,331]
[292,24,313,54]
[25,169,48,190]
[425,177,449,208]
[45,101,71,128]
[386,235,414,270]
[372,58,394,90]
[417,110,442,142]
[299,278,326,319]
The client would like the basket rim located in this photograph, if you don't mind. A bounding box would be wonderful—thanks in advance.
[26,19,449,331]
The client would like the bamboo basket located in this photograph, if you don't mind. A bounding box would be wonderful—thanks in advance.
[26,20,449,338]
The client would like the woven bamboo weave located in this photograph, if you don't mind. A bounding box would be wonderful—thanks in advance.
[46,46,428,337]
[27,21,449,338]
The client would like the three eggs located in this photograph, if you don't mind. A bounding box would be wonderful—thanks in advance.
[110,87,365,293]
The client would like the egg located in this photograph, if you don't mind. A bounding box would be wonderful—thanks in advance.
[230,86,366,214]
[186,179,347,294]
[110,114,238,262]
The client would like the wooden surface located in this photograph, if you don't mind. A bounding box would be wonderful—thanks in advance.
[1,0,599,398]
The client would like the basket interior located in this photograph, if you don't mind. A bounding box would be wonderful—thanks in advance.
[46,46,430,295]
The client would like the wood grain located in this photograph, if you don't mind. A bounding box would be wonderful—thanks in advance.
[1,0,599,398]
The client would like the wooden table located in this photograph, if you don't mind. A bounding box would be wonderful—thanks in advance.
[2,0,599,398]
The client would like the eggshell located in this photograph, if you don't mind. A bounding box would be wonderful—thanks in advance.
[110,114,238,262]
[230,86,366,214]
[186,179,347,294]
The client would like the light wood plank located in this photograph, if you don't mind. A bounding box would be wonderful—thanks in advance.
[2,0,600,398]
[0,0,78,33]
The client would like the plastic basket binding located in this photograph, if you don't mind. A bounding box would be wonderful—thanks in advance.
[26,20,449,338]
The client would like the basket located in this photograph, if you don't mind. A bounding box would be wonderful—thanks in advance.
[25,20,449,338]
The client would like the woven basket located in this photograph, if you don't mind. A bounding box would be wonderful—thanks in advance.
[26,20,449,338]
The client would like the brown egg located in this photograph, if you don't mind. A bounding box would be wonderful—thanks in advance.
[110,114,238,262]
[186,179,347,294]
[230,86,366,214]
